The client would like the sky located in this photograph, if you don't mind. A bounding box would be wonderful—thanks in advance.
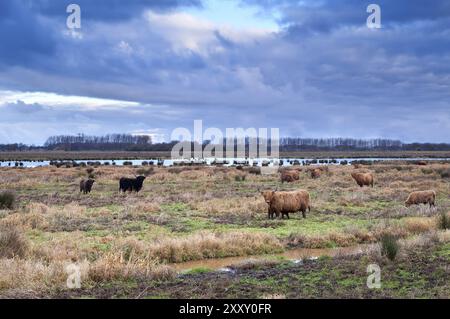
[0,0,449,144]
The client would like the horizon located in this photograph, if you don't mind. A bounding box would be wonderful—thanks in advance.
[4,133,450,148]
[1,1,450,144]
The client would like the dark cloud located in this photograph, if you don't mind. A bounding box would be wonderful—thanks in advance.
[244,0,450,30]
[28,0,202,21]
[0,0,449,143]
[0,1,57,67]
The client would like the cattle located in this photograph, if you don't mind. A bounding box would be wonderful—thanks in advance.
[311,168,322,179]
[79,179,95,194]
[351,172,374,187]
[405,190,436,207]
[280,170,300,183]
[246,167,261,175]
[119,176,146,193]
[261,189,311,219]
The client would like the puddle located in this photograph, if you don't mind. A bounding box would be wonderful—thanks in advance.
[170,245,371,273]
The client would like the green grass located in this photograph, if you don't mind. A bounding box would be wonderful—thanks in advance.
[184,267,213,275]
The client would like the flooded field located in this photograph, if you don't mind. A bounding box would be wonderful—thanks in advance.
[1,157,449,168]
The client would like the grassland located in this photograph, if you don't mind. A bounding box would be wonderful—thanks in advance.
[0,161,449,298]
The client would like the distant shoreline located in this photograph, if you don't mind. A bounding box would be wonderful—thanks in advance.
[1,150,450,161]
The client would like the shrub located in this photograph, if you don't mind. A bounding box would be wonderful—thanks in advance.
[234,174,246,182]
[437,212,450,230]
[136,167,154,176]
[0,226,29,258]
[380,234,399,261]
[86,167,95,175]
[438,168,450,179]
[0,192,15,210]
[421,168,433,175]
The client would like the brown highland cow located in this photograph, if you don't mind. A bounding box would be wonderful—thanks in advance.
[261,190,311,219]
[280,170,300,183]
[311,168,322,179]
[351,172,374,188]
[405,190,436,207]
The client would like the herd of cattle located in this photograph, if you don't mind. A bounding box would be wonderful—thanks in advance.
[79,167,437,220]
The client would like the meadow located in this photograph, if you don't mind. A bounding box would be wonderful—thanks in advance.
[0,161,449,298]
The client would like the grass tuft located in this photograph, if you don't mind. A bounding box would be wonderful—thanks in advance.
[437,212,450,230]
[381,233,399,261]
[0,226,29,258]
[0,192,15,210]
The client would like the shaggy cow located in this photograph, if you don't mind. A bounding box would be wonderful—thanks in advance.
[311,168,321,179]
[280,170,300,183]
[261,190,311,219]
[351,172,374,188]
[405,190,436,207]
[80,179,95,194]
[119,176,146,193]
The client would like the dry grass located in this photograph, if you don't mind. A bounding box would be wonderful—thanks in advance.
[89,253,175,282]
[147,231,283,263]
[0,226,29,258]
[191,196,267,216]
[228,258,280,270]
[0,162,449,296]
[402,217,437,234]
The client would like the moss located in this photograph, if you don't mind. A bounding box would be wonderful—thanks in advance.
[185,267,213,275]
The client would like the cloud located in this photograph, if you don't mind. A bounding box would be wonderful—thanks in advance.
[28,0,202,21]
[0,0,449,144]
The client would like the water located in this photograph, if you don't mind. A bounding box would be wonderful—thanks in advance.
[0,157,448,168]
[170,245,370,273]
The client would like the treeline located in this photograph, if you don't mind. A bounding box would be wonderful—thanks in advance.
[1,135,450,152]
[0,144,42,152]
[43,134,152,151]
[279,138,403,150]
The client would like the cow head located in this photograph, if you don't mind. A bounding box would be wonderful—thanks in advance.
[261,190,275,204]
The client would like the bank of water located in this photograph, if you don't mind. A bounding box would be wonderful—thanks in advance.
[1,157,449,168]
[170,244,372,273]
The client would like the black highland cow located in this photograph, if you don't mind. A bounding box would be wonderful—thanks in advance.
[80,179,95,194]
[119,176,146,193]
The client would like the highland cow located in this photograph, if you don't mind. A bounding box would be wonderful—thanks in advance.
[79,179,95,194]
[261,189,311,219]
[405,190,436,207]
[246,167,261,175]
[280,170,300,183]
[351,172,374,188]
[311,168,321,179]
[119,176,146,193]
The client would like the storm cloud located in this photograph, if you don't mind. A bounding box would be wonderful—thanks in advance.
[0,0,449,144]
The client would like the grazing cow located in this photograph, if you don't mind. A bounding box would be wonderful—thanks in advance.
[351,172,374,188]
[246,167,261,175]
[311,168,321,179]
[80,179,95,194]
[405,190,436,207]
[119,176,146,193]
[261,189,311,219]
[280,170,300,183]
